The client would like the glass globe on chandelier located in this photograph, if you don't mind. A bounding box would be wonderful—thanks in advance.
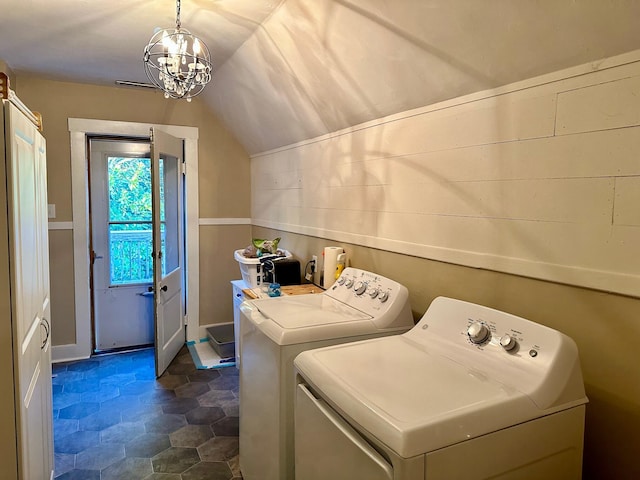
[143,0,212,101]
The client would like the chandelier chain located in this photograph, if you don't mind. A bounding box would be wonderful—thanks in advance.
[176,0,181,30]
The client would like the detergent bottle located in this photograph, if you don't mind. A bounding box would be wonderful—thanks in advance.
[335,253,346,280]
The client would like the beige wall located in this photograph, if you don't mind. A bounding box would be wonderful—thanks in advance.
[14,75,252,347]
[200,225,252,326]
[48,230,76,345]
[250,55,640,479]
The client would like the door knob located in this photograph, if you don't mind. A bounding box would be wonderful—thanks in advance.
[90,250,104,265]
[161,285,168,292]
[40,318,50,350]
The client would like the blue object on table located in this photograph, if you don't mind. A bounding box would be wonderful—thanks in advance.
[268,283,281,297]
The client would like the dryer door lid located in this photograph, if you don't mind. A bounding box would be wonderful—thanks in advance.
[295,335,536,457]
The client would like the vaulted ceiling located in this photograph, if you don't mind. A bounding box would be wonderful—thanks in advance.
[2,0,640,154]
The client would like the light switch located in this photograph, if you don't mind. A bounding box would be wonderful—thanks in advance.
[47,204,56,219]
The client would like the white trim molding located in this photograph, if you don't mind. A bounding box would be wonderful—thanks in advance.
[55,118,200,362]
[198,217,251,226]
[254,218,640,299]
[48,221,73,230]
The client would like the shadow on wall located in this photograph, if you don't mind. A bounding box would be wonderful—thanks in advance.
[583,384,640,479]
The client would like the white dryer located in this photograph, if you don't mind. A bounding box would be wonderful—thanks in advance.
[294,296,588,480]
[239,267,414,480]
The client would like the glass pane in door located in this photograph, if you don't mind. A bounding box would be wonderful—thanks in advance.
[159,153,179,276]
[107,156,163,285]
[108,223,153,284]
[108,157,152,222]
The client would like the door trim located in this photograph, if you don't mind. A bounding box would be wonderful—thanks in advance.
[53,118,199,362]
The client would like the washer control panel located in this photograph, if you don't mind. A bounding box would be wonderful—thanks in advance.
[328,267,408,318]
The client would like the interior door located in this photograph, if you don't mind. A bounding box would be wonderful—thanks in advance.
[6,102,53,479]
[151,128,185,377]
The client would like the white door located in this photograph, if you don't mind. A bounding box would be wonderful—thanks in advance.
[150,128,185,377]
[6,102,53,479]
[89,139,155,351]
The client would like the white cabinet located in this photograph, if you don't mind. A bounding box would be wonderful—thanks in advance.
[0,97,53,480]
[231,280,248,368]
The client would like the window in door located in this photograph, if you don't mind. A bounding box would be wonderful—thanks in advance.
[107,156,166,285]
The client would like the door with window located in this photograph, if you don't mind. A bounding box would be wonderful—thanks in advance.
[90,134,185,375]
[150,128,185,376]
[89,139,156,351]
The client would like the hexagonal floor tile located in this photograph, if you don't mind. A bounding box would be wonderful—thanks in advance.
[125,433,171,458]
[162,396,200,414]
[197,437,239,462]
[170,424,214,448]
[197,389,235,407]
[182,461,234,480]
[175,382,211,398]
[101,457,153,480]
[78,408,121,431]
[52,347,242,479]
[145,413,188,434]
[54,430,100,454]
[59,402,100,420]
[185,407,225,425]
[211,416,239,437]
[100,421,146,444]
[75,443,124,470]
[152,447,200,474]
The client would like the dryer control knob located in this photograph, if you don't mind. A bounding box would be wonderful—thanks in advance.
[368,288,379,299]
[337,276,346,285]
[499,334,518,351]
[345,278,354,288]
[354,281,367,295]
[378,290,390,303]
[467,322,490,344]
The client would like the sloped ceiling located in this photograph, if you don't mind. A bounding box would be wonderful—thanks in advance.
[1,0,640,155]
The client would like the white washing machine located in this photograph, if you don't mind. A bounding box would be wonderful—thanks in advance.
[239,267,414,480]
[294,296,588,480]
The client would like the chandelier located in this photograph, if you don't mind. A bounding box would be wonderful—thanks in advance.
[143,0,212,101]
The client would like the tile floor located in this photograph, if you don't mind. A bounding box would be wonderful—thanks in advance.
[52,346,242,480]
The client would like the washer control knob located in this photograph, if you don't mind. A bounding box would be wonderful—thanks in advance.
[368,288,379,299]
[467,322,490,344]
[378,290,390,303]
[499,334,518,351]
[337,276,346,285]
[345,278,354,288]
[354,281,367,295]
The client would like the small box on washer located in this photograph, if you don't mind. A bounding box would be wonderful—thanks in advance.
[206,324,235,359]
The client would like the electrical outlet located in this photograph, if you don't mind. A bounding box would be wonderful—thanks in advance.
[306,255,318,281]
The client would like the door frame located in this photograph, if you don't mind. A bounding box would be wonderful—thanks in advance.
[88,137,157,353]
[54,118,199,362]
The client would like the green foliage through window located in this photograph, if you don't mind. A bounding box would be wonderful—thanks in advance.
[109,157,152,224]
[107,157,164,285]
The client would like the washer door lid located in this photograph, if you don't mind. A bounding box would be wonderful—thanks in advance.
[252,295,372,329]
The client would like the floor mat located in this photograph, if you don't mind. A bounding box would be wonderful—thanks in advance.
[187,338,236,369]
